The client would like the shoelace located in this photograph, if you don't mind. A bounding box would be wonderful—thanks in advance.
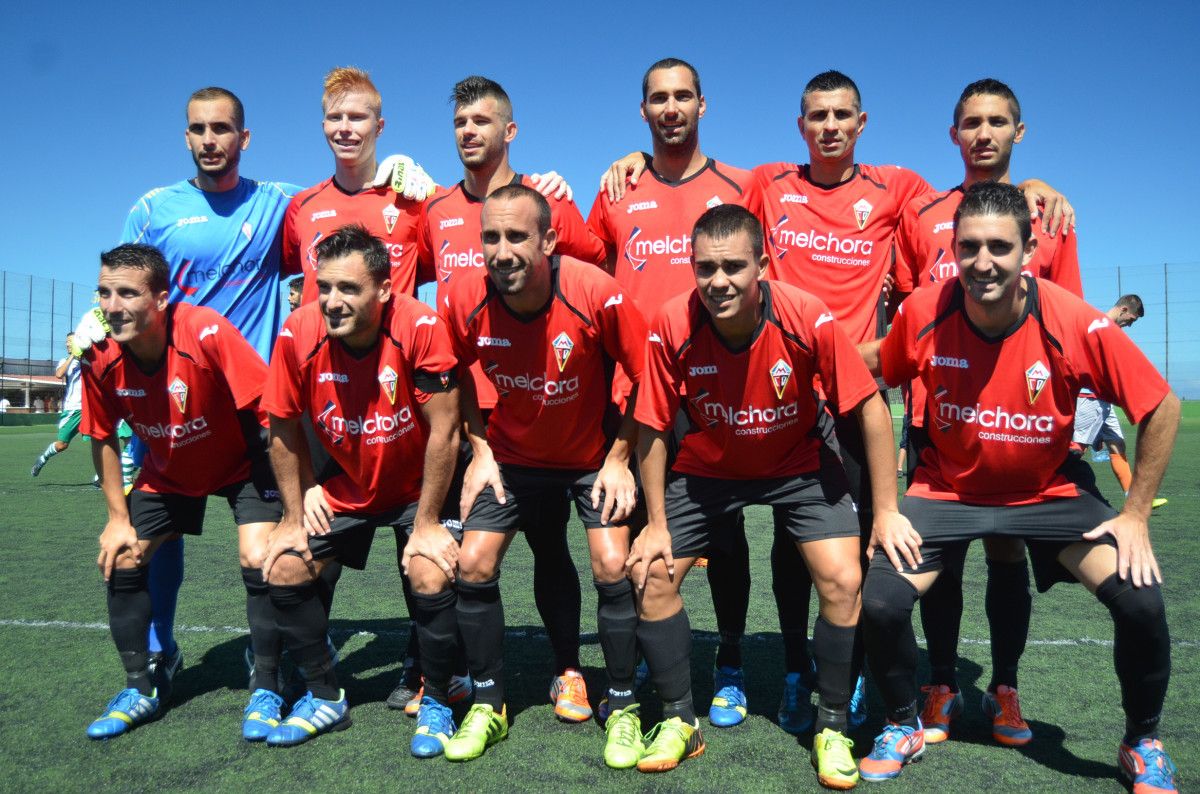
[459,705,498,737]
[993,690,1025,726]
[714,671,745,703]
[608,710,642,746]
[108,688,148,713]
[419,702,454,735]
[1136,742,1177,786]
[644,719,688,752]
[820,730,854,753]
[289,693,317,720]
[559,674,587,702]
[246,690,281,714]
[870,724,911,757]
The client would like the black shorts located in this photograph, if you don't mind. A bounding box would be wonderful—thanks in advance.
[464,463,627,532]
[663,468,859,558]
[309,502,466,570]
[130,479,282,540]
[883,464,1118,590]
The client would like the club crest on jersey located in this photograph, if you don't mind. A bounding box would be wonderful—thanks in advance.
[378,366,399,405]
[168,377,188,413]
[932,385,951,431]
[382,204,399,235]
[770,359,793,399]
[1025,361,1050,405]
[316,400,344,446]
[853,199,873,231]
[552,332,575,372]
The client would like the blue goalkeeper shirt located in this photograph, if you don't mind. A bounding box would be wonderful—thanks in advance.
[121,177,300,361]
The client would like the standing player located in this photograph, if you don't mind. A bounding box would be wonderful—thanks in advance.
[259,225,463,751]
[627,205,904,787]
[856,182,1179,794]
[890,78,1084,747]
[1072,295,1168,508]
[81,244,282,740]
[415,76,606,706]
[440,185,646,765]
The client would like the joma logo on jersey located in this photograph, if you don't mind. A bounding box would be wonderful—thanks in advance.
[930,355,969,369]
[175,215,209,228]
[318,372,349,383]
[770,359,793,399]
[933,221,955,234]
[198,325,218,341]
[167,377,188,413]
[624,228,692,270]
[779,194,809,204]
[1025,361,1050,405]
[853,198,874,230]
[937,401,1054,433]
[626,200,659,214]
[382,204,399,235]
[552,332,574,372]
[116,388,146,397]
[477,336,512,348]
[311,209,337,222]
[378,365,399,405]
[439,217,465,230]
[689,365,718,376]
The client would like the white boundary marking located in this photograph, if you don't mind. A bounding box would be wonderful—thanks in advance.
[2,618,1196,648]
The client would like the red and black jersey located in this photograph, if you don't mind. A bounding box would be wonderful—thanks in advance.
[443,256,645,470]
[263,297,458,513]
[879,277,1169,504]
[894,185,1082,296]
[418,174,607,409]
[636,280,878,480]
[742,163,931,344]
[586,158,754,317]
[81,303,267,497]
[282,178,424,304]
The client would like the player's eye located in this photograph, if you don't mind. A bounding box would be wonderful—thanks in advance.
[481,231,498,244]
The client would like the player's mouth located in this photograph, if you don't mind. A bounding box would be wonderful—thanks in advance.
[198,153,224,165]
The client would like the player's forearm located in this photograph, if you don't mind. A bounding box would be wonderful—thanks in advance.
[604,387,640,467]
[855,392,900,514]
[856,340,884,377]
[268,415,310,519]
[55,361,69,378]
[636,427,669,527]
[92,436,129,521]
[415,391,462,529]
[1124,392,1181,520]
[458,373,490,456]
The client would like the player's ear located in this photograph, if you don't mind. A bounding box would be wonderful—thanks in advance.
[697,94,706,120]
[376,114,385,137]
[1013,121,1025,145]
[155,289,170,311]
[240,128,251,151]
[856,111,867,135]
[1022,233,1038,267]
[640,102,648,123]
[541,226,558,257]
[949,124,960,146]
[504,120,518,144]
[378,277,392,303]
[757,252,769,278]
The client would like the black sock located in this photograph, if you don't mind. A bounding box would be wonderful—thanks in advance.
[919,567,962,691]
[707,518,749,670]
[526,516,581,674]
[595,578,638,709]
[985,558,1031,691]
[773,530,813,680]
[812,617,857,733]
[456,575,505,709]
[411,589,459,705]
[637,610,695,723]
[242,567,280,693]
[862,567,920,726]
[107,566,153,695]
[269,581,338,700]
[395,529,423,669]
[314,560,342,619]
[1095,574,1171,745]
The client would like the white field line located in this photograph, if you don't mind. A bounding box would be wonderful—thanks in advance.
[2,618,1197,649]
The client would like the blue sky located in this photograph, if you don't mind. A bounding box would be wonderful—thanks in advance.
[2,1,1199,392]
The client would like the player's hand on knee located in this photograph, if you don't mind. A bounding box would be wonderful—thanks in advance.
[600,152,649,203]
[96,518,139,581]
[262,518,312,581]
[625,523,673,590]
[404,520,459,581]
[529,171,572,202]
[460,451,504,522]
[593,460,637,525]
[868,510,923,573]
[1084,513,1162,587]
[301,484,334,535]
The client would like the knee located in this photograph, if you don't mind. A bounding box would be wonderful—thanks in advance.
[240,546,266,570]
[266,553,315,587]
[113,548,145,571]
[457,545,498,583]
[1097,575,1165,624]
[816,566,862,606]
[861,569,918,626]
[591,549,627,584]
[407,557,452,596]
[638,560,680,612]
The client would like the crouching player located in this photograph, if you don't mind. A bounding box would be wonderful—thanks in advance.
[627,205,905,787]
[260,225,462,750]
[857,182,1179,793]
[83,243,282,739]
[440,184,647,765]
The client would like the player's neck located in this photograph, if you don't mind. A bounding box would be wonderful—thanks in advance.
[806,155,855,186]
[333,158,377,194]
[463,158,516,199]
[962,165,1012,189]
[500,263,553,317]
[124,324,168,370]
[192,170,241,193]
[711,294,763,350]
[650,141,707,182]
[964,288,1026,337]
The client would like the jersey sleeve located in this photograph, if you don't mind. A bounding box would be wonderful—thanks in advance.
[550,195,607,265]
[895,167,934,208]
[405,309,459,404]
[878,299,920,387]
[1073,310,1169,425]
[584,190,618,272]
[197,314,269,412]
[892,198,922,296]
[120,194,153,244]
[810,299,880,415]
[633,315,684,432]
[594,281,647,395]
[262,319,305,419]
[80,353,119,441]
[280,194,303,280]
[1049,227,1083,298]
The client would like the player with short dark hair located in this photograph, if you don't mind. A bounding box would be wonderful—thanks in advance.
[260,224,462,751]
[627,204,903,786]
[891,77,1084,747]
[856,182,1179,794]
[81,242,282,740]
[440,185,647,765]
